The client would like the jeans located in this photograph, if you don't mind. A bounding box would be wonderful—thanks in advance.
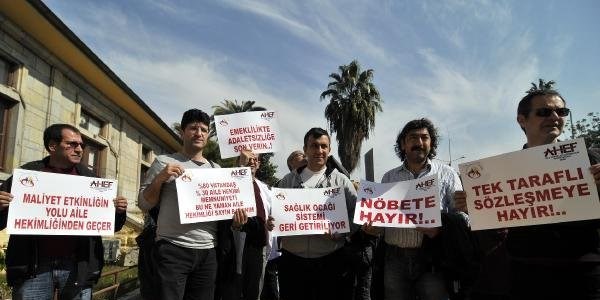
[384,246,447,300]
[278,249,353,300]
[154,240,218,300]
[12,259,91,300]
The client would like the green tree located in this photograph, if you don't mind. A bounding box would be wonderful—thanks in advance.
[211,100,279,185]
[320,60,382,173]
[567,112,600,147]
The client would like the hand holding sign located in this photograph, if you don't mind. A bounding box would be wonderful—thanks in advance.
[156,163,184,183]
[591,163,600,186]
[114,196,128,214]
[0,191,13,210]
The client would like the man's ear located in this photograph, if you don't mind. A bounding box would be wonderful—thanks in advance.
[517,114,527,131]
[47,140,58,153]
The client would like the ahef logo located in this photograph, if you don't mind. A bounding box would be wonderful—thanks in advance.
[231,168,248,178]
[363,187,374,195]
[544,142,578,161]
[276,192,286,201]
[323,187,341,197]
[90,180,113,192]
[181,174,192,182]
[219,119,229,126]
[19,175,37,187]
[415,178,435,191]
[261,111,275,121]
[466,164,482,179]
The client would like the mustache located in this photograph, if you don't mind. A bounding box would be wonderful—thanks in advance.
[411,146,425,151]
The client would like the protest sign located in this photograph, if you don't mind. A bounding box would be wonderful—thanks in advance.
[175,167,256,223]
[459,138,600,230]
[214,111,281,159]
[7,169,117,236]
[271,186,350,236]
[353,174,441,228]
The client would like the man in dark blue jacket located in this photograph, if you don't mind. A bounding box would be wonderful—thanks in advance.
[0,123,127,300]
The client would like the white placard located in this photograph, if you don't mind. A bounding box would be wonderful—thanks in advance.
[175,167,256,223]
[271,187,350,236]
[459,138,600,230]
[353,175,441,228]
[7,169,117,236]
[213,111,281,159]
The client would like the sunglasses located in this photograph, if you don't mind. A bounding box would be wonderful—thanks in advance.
[534,107,570,117]
[64,141,86,149]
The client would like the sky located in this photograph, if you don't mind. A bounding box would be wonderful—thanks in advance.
[44,0,600,180]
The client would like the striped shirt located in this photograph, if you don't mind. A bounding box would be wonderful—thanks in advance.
[382,159,462,248]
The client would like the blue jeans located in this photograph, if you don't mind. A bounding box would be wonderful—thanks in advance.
[384,246,447,300]
[12,259,92,300]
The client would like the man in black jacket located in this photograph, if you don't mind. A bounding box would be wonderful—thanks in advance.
[507,80,600,299]
[0,123,127,300]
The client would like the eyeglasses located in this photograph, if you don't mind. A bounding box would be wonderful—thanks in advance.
[64,141,85,149]
[534,107,570,117]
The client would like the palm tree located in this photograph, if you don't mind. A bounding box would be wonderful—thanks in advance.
[320,60,382,173]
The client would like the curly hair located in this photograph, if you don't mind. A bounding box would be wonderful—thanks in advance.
[394,118,439,161]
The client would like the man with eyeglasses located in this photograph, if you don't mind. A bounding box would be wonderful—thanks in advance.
[0,123,128,300]
[504,80,599,299]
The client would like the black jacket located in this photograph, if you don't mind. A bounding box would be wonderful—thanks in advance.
[0,157,127,288]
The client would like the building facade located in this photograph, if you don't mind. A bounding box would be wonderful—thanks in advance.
[0,0,180,246]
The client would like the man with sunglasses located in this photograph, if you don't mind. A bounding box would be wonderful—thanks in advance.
[508,80,600,299]
[0,123,128,300]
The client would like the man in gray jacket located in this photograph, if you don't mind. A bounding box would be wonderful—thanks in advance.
[276,127,358,300]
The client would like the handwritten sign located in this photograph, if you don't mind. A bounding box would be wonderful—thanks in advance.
[459,138,600,230]
[175,167,256,223]
[271,187,350,236]
[7,169,117,236]
[353,175,441,228]
[213,111,281,158]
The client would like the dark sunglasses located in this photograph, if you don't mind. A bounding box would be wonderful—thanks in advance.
[64,141,85,149]
[534,107,570,117]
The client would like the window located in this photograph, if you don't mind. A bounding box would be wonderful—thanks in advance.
[79,109,104,137]
[142,146,152,163]
[81,138,104,176]
[140,164,149,186]
[0,57,17,87]
[0,98,12,171]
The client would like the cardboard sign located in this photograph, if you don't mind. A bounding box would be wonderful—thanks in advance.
[271,187,350,236]
[214,111,281,159]
[7,169,117,236]
[175,167,256,223]
[353,175,441,228]
[459,138,600,230]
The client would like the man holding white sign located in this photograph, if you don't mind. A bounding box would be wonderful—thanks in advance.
[454,80,600,299]
[138,109,246,300]
[375,118,463,300]
[0,123,128,300]
[275,127,358,300]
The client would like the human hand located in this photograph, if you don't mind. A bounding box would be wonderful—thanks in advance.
[0,191,13,211]
[590,163,600,186]
[232,208,248,230]
[266,216,275,231]
[114,196,128,214]
[156,163,184,183]
[361,221,382,236]
[454,191,468,213]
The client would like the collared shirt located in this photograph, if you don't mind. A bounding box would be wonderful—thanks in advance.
[382,159,463,248]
